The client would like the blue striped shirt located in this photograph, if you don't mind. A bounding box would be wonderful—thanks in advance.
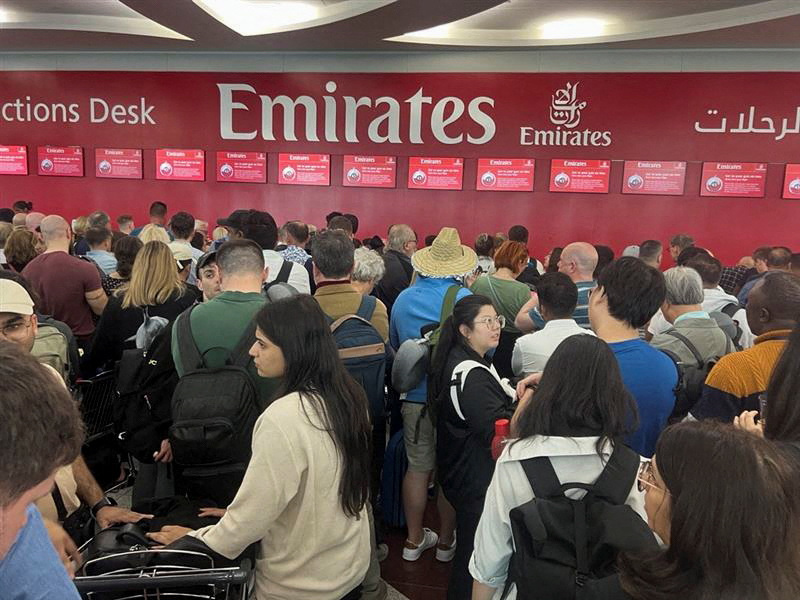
[530,280,595,330]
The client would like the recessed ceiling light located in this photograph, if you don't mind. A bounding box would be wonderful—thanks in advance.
[539,17,607,40]
[194,0,319,36]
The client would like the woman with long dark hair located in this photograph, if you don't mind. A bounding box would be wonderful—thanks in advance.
[618,421,800,600]
[471,334,641,600]
[149,295,372,600]
[429,295,515,599]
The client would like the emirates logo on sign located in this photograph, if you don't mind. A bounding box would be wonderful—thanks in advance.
[549,82,586,129]
[520,81,612,147]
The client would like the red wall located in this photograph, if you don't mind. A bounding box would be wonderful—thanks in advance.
[1,71,799,264]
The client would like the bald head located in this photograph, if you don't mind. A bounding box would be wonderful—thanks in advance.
[25,212,45,232]
[559,242,599,282]
[40,215,71,243]
[12,213,26,228]
[746,272,800,336]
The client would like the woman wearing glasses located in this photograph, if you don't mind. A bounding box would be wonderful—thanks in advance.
[619,421,800,600]
[470,333,644,600]
[429,295,516,599]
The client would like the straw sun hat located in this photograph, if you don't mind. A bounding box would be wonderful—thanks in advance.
[411,227,478,278]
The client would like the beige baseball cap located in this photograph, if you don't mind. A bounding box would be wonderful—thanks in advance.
[0,279,34,315]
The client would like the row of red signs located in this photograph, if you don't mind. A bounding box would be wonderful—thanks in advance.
[0,145,789,198]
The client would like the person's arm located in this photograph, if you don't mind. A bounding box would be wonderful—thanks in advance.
[514,299,536,333]
[460,370,514,447]
[85,288,108,315]
[71,456,152,528]
[472,581,498,600]
[468,460,517,593]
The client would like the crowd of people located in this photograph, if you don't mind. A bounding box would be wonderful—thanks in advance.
[2,198,800,600]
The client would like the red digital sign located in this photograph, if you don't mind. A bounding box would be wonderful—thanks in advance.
[37,146,83,177]
[342,155,396,188]
[476,158,535,191]
[155,148,205,181]
[216,151,266,183]
[278,153,330,186]
[783,164,800,199]
[700,162,767,198]
[0,145,27,175]
[549,158,610,193]
[95,148,142,179]
[408,157,464,190]
[621,161,686,196]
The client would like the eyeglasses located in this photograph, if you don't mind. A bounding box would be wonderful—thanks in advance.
[637,460,669,495]
[474,315,505,330]
[0,318,32,340]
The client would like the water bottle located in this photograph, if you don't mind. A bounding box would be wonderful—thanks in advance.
[491,418,511,460]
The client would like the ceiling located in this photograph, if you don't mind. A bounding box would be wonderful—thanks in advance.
[0,0,799,51]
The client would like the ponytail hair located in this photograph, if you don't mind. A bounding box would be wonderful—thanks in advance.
[428,294,493,408]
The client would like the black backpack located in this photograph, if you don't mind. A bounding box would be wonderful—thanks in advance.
[169,307,260,494]
[113,316,178,463]
[660,329,732,422]
[503,445,658,600]
[328,295,387,422]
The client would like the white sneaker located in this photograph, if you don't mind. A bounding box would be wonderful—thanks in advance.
[402,528,439,561]
[436,532,457,562]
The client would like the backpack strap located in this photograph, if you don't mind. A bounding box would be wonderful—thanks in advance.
[449,359,514,421]
[276,260,293,284]
[355,294,377,322]
[229,321,257,368]
[176,305,203,372]
[439,285,461,326]
[720,303,744,346]
[588,444,640,505]
[665,329,705,367]
[519,456,563,499]
[720,302,741,318]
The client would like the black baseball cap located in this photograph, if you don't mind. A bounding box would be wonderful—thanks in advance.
[217,209,251,232]
[195,249,217,278]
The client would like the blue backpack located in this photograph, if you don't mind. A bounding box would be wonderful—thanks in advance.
[328,295,388,422]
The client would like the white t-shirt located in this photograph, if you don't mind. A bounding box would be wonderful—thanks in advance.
[262,250,311,294]
[512,319,596,375]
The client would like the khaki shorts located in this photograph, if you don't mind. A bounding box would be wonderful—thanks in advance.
[401,402,436,473]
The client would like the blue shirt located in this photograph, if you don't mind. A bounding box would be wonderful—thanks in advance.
[85,249,118,275]
[530,280,595,330]
[390,276,471,403]
[0,505,80,599]
[610,339,678,458]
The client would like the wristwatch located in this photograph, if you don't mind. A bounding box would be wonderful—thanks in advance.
[90,496,117,520]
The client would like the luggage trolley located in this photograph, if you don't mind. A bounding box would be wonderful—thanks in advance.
[74,548,252,599]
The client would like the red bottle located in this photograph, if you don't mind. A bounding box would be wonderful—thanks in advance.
[491,419,511,460]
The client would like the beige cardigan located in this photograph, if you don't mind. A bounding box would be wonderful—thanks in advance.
[190,391,370,600]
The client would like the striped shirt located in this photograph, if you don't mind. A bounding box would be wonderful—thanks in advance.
[691,329,791,422]
[529,280,595,330]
